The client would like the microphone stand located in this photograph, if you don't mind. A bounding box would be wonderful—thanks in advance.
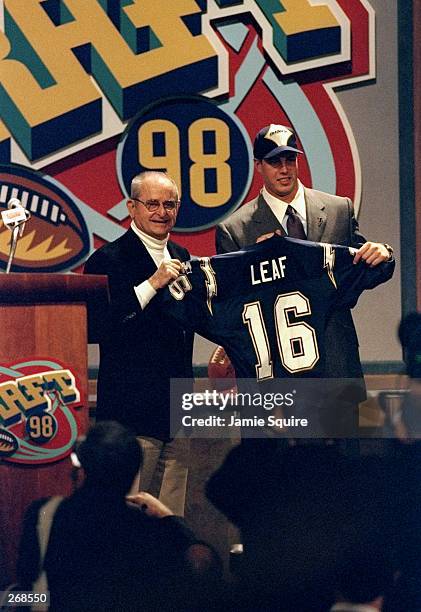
[3,211,31,274]
[6,225,22,273]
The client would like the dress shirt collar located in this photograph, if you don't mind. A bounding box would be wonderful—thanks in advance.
[262,180,306,233]
[262,180,306,219]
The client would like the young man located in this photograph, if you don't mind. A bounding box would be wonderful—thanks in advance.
[215,124,393,384]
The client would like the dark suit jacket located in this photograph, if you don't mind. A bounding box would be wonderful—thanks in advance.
[84,229,193,440]
[215,188,371,383]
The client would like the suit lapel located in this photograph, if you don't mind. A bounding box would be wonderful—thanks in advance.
[167,241,187,261]
[121,229,157,281]
[253,192,285,236]
[246,189,328,243]
[305,188,327,242]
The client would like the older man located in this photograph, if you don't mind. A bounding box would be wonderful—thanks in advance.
[84,171,192,515]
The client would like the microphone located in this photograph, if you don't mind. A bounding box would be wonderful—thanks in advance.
[1,197,31,273]
[7,197,22,209]
[2,198,30,229]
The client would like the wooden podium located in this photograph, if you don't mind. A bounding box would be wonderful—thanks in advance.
[0,273,108,581]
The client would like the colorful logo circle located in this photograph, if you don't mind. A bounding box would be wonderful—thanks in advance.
[117,95,252,232]
[25,412,58,444]
[0,360,81,464]
[0,164,90,272]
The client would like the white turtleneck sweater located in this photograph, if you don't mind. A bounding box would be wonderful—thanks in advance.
[131,221,171,309]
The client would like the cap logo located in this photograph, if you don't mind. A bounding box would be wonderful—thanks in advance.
[265,124,294,147]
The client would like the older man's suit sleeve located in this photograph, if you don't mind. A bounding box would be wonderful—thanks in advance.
[84,233,190,328]
[83,246,141,342]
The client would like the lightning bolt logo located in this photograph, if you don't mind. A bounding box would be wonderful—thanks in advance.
[323,244,337,288]
[200,257,218,315]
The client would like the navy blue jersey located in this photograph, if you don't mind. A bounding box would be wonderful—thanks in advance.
[165,236,394,380]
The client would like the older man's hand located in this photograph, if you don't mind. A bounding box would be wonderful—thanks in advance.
[149,259,184,290]
[353,242,392,267]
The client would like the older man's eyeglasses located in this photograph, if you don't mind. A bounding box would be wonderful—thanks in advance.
[131,197,179,212]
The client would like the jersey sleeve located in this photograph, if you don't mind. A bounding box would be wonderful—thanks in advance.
[163,259,224,345]
[331,245,395,309]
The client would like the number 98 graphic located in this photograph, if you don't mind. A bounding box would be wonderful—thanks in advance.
[26,413,57,444]
[117,96,252,232]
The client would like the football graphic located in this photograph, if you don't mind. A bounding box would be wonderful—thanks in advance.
[0,164,90,272]
[0,428,18,457]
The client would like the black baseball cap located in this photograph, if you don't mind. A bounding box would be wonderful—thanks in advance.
[253,124,303,160]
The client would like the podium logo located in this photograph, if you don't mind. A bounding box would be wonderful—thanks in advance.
[0,164,90,272]
[0,360,82,464]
